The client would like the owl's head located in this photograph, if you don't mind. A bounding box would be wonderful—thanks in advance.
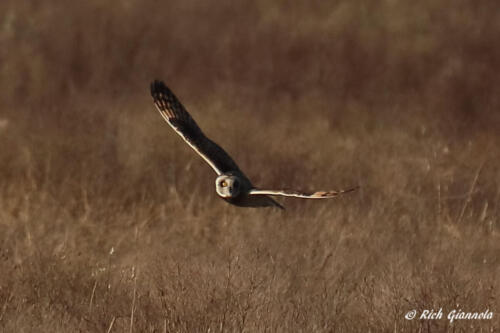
[215,174,242,198]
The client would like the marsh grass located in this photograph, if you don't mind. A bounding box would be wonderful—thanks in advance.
[0,0,499,332]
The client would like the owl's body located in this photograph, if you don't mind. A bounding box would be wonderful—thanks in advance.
[150,80,357,209]
[215,172,283,208]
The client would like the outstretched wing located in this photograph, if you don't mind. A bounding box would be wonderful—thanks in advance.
[151,80,242,175]
[248,186,358,199]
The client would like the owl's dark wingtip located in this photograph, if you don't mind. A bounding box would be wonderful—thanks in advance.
[344,186,360,194]
[150,79,166,96]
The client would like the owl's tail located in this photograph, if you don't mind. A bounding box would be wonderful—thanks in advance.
[266,196,284,210]
[234,194,284,210]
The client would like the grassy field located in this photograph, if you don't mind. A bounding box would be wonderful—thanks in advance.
[0,0,499,331]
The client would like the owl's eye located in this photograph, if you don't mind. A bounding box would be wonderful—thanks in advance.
[221,181,227,187]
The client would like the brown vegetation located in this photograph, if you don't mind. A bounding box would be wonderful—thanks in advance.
[0,0,499,331]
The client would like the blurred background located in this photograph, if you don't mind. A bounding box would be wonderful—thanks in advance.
[0,0,499,331]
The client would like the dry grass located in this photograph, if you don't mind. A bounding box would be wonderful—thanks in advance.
[0,0,499,332]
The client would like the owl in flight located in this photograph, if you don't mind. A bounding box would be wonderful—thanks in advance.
[151,80,357,209]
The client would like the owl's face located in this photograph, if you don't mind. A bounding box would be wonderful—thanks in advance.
[215,174,242,198]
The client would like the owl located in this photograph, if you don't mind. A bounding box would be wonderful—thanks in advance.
[151,80,357,209]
